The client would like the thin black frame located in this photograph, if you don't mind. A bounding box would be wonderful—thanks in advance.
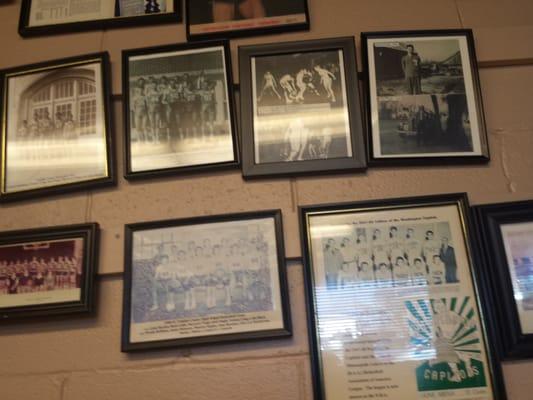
[0,52,116,203]
[122,40,240,180]
[19,0,183,37]
[121,209,292,352]
[185,0,310,41]
[361,29,489,166]
[0,222,99,321]
[300,193,506,400]
[473,200,533,360]
[239,37,367,178]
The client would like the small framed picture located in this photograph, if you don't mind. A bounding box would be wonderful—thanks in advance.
[19,0,182,37]
[474,200,533,359]
[0,223,99,320]
[122,210,291,351]
[0,53,115,202]
[300,193,505,400]
[123,41,239,179]
[239,37,366,178]
[362,29,489,165]
[186,0,309,41]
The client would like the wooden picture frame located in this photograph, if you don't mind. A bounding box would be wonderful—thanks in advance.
[239,37,366,178]
[361,29,489,166]
[473,200,533,360]
[0,52,116,203]
[19,0,183,37]
[0,223,99,320]
[300,193,506,400]
[122,210,291,351]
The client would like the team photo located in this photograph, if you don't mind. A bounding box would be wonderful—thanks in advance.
[126,44,237,174]
[252,50,352,164]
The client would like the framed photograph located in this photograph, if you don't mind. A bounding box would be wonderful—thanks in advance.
[300,193,505,400]
[19,0,182,37]
[122,210,291,351]
[0,223,99,320]
[239,37,366,178]
[0,53,115,203]
[474,200,533,360]
[362,29,489,165]
[186,0,309,41]
[123,41,239,179]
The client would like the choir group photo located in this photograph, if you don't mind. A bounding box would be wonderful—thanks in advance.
[130,224,276,323]
[321,222,459,289]
[252,50,351,163]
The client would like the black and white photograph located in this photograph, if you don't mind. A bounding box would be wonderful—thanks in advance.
[363,30,489,164]
[0,53,114,202]
[19,0,182,36]
[122,211,291,351]
[123,42,239,179]
[239,38,366,177]
[320,221,460,290]
[186,0,309,40]
[474,200,533,359]
[0,223,99,320]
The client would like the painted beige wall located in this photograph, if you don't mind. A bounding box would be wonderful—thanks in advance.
[0,0,532,398]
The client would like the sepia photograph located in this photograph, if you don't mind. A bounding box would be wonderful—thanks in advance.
[186,0,309,40]
[0,53,114,202]
[122,211,291,351]
[363,30,489,164]
[301,194,502,400]
[123,42,239,179]
[239,38,366,177]
[474,200,533,359]
[0,223,99,320]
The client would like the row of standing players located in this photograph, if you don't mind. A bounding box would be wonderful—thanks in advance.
[0,256,82,294]
[324,227,458,288]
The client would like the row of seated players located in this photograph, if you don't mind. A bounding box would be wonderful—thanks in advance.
[0,256,81,294]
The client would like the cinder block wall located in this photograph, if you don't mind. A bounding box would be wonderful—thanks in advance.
[0,0,532,399]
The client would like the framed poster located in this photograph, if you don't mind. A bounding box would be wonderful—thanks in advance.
[186,0,309,41]
[474,200,533,359]
[0,52,115,203]
[0,223,99,320]
[239,37,366,178]
[300,193,505,400]
[19,0,182,37]
[122,210,291,351]
[362,29,489,165]
[122,41,239,179]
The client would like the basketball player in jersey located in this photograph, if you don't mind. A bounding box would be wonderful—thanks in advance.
[150,254,174,312]
[314,64,336,102]
[131,82,148,142]
[338,237,357,288]
[371,229,389,267]
[200,81,217,139]
[295,69,317,102]
[423,230,440,263]
[258,71,281,102]
[428,254,446,285]
[144,77,160,142]
[375,262,393,287]
[410,257,428,286]
[157,76,172,142]
[357,261,375,284]
[283,118,309,161]
[387,226,405,265]
[392,256,411,287]
[404,227,422,265]
[279,74,298,104]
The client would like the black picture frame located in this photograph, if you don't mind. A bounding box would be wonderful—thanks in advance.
[185,0,309,41]
[300,193,506,400]
[18,0,183,37]
[361,29,489,166]
[121,209,292,352]
[122,40,240,180]
[473,200,533,360]
[239,37,367,178]
[0,52,116,203]
[0,223,99,321]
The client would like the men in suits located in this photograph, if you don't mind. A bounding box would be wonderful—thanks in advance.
[401,44,422,95]
[439,237,458,283]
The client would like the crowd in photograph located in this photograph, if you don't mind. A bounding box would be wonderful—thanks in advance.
[137,234,273,316]
[130,71,221,144]
[0,256,81,295]
[323,226,458,289]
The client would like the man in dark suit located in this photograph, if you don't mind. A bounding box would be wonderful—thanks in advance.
[439,237,458,283]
